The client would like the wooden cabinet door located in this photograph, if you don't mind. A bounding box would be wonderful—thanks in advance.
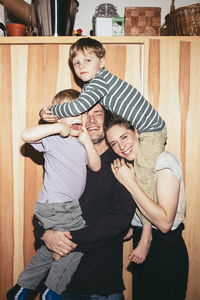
[1,38,200,300]
[0,42,143,300]
[144,38,200,300]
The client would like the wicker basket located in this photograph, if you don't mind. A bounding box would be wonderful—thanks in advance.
[125,7,161,36]
[161,0,200,36]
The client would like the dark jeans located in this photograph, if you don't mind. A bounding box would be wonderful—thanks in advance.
[131,224,189,300]
[61,292,124,300]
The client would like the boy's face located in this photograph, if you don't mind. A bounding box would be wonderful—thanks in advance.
[58,114,84,137]
[72,50,105,82]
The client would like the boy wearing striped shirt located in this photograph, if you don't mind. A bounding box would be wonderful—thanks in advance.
[50,37,167,264]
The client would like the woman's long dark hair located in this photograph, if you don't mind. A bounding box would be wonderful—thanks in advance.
[104,110,135,134]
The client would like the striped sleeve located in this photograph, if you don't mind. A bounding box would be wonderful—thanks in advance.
[99,71,165,133]
[51,77,109,118]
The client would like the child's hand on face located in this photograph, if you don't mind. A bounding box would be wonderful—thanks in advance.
[78,125,91,146]
[41,104,58,123]
[59,123,70,137]
[77,113,92,146]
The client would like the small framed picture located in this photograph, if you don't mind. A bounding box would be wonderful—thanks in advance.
[112,17,124,36]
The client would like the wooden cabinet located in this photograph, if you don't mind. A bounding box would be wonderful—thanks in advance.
[0,36,200,300]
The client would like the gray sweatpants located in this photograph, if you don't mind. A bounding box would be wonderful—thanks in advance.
[18,201,85,295]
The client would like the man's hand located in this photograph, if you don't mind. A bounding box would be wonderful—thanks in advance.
[40,104,58,123]
[42,230,77,256]
[52,253,62,262]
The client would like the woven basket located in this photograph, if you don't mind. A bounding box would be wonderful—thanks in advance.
[161,0,200,36]
[125,7,161,36]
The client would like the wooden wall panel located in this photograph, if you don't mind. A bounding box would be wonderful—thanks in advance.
[148,39,160,110]
[0,45,14,297]
[0,43,142,300]
[179,41,190,176]
[145,39,200,300]
[105,46,126,79]
[45,44,60,103]
[0,38,199,300]
[24,45,45,268]
[183,40,200,300]
[10,45,28,282]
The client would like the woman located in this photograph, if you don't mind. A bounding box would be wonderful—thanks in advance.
[104,113,189,300]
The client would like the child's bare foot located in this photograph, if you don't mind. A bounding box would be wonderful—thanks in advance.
[124,227,133,240]
[128,237,152,264]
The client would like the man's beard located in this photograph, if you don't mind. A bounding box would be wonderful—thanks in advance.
[91,133,105,145]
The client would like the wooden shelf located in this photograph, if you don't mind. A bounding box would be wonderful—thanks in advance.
[0,36,199,45]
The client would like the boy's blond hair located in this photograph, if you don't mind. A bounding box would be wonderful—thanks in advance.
[52,89,80,105]
[69,37,106,63]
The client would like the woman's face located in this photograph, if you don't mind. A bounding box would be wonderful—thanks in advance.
[106,124,140,161]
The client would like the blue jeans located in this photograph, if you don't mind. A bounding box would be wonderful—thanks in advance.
[61,292,124,300]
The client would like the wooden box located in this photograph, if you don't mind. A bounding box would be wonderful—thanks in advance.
[125,7,161,36]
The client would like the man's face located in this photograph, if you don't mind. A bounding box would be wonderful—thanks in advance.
[85,104,105,144]
[72,50,105,82]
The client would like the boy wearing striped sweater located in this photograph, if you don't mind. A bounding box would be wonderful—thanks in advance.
[50,37,167,264]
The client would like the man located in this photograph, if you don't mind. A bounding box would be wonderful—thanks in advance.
[37,103,136,300]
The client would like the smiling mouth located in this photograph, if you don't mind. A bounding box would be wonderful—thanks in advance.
[122,147,132,155]
[71,123,82,130]
[87,126,99,131]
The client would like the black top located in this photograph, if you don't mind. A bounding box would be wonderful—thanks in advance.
[35,148,136,296]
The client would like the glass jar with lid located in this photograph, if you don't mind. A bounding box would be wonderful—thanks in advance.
[92,3,119,35]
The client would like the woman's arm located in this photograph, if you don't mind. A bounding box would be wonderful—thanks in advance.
[111,158,180,233]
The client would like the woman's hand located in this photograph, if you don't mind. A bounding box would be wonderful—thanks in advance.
[40,104,58,123]
[111,158,136,187]
[42,230,77,257]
